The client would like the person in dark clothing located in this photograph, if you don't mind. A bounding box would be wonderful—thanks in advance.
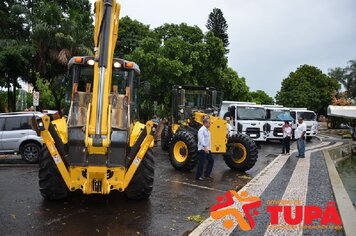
[282,121,292,155]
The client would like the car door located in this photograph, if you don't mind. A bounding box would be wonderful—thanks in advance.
[0,117,5,150]
[2,117,29,152]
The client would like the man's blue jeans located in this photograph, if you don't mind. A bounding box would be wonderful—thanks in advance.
[297,138,306,157]
[196,150,214,178]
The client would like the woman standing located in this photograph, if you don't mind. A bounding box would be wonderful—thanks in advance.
[282,121,292,155]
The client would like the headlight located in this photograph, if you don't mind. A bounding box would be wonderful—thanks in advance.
[114,62,121,68]
[87,59,95,66]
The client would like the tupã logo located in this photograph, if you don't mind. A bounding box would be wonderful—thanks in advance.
[210,190,261,231]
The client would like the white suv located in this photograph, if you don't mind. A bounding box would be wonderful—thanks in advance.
[0,112,43,163]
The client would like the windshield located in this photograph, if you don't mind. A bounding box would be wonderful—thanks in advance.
[69,65,128,94]
[236,107,266,120]
[298,111,316,121]
[184,91,211,109]
[267,109,290,121]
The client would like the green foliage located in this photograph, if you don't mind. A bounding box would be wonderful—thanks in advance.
[219,68,250,102]
[31,0,93,111]
[35,78,57,110]
[276,65,339,115]
[206,8,229,53]
[115,16,150,58]
[329,59,356,99]
[250,90,274,105]
[128,23,249,119]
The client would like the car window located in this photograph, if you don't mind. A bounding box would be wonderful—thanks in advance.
[20,116,32,129]
[4,116,32,131]
[0,118,5,131]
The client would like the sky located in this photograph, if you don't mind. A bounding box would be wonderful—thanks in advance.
[91,0,356,97]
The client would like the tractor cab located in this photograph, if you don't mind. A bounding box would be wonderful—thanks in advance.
[65,56,141,127]
[171,85,223,124]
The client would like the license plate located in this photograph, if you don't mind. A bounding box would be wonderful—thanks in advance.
[250,134,257,137]
[277,133,283,136]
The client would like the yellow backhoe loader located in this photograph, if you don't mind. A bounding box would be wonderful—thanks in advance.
[32,0,157,200]
[161,85,258,172]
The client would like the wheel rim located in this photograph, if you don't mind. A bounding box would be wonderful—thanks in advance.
[173,141,188,163]
[232,143,247,164]
[23,145,39,162]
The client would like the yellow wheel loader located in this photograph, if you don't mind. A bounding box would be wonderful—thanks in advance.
[161,85,258,172]
[32,0,157,200]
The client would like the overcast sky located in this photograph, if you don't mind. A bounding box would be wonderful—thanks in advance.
[92,0,356,97]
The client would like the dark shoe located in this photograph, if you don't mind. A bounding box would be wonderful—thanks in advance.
[196,177,204,181]
[296,155,305,158]
[204,176,214,181]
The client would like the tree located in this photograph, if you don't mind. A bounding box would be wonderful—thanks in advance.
[329,60,356,99]
[129,23,239,119]
[250,90,274,105]
[276,65,339,115]
[206,8,229,53]
[219,68,250,102]
[30,0,93,112]
[115,16,150,58]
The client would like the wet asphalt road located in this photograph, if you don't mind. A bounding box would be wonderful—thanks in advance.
[0,140,319,236]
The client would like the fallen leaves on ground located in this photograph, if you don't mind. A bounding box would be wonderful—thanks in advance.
[186,215,205,224]
[237,175,252,180]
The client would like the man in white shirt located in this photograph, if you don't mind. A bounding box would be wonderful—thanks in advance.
[196,117,214,181]
[295,117,307,158]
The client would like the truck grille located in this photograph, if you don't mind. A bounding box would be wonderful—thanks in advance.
[246,128,260,138]
[92,179,102,193]
[273,128,283,137]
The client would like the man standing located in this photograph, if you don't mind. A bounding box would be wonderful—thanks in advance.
[196,117,214,181]
[295,117,307,158]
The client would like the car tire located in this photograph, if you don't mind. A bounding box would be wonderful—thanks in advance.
[21,142,41,164]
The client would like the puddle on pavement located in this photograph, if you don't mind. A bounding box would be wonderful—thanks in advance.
[336,156,356,206]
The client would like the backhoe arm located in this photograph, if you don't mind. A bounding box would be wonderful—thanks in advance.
[87,0,121,154]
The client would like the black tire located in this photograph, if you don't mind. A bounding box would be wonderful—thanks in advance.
[38,147,69,200]
[223,133,258,172]
[169,130,198,172]
[21,142,41,164]
[161,125,172,151]
[125,150,155,200]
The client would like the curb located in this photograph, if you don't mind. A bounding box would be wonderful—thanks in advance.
[323,149,356,236]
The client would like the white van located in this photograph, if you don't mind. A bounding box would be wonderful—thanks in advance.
[289,108,318,140]
[220,102,267,142]
[264,105,291,141]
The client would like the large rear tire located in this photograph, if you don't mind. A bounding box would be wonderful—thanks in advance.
[125,150,155,200]
[39,147,69,200]
[169,130,198,172]
[161,125,172,151]
[223,133,258,172]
